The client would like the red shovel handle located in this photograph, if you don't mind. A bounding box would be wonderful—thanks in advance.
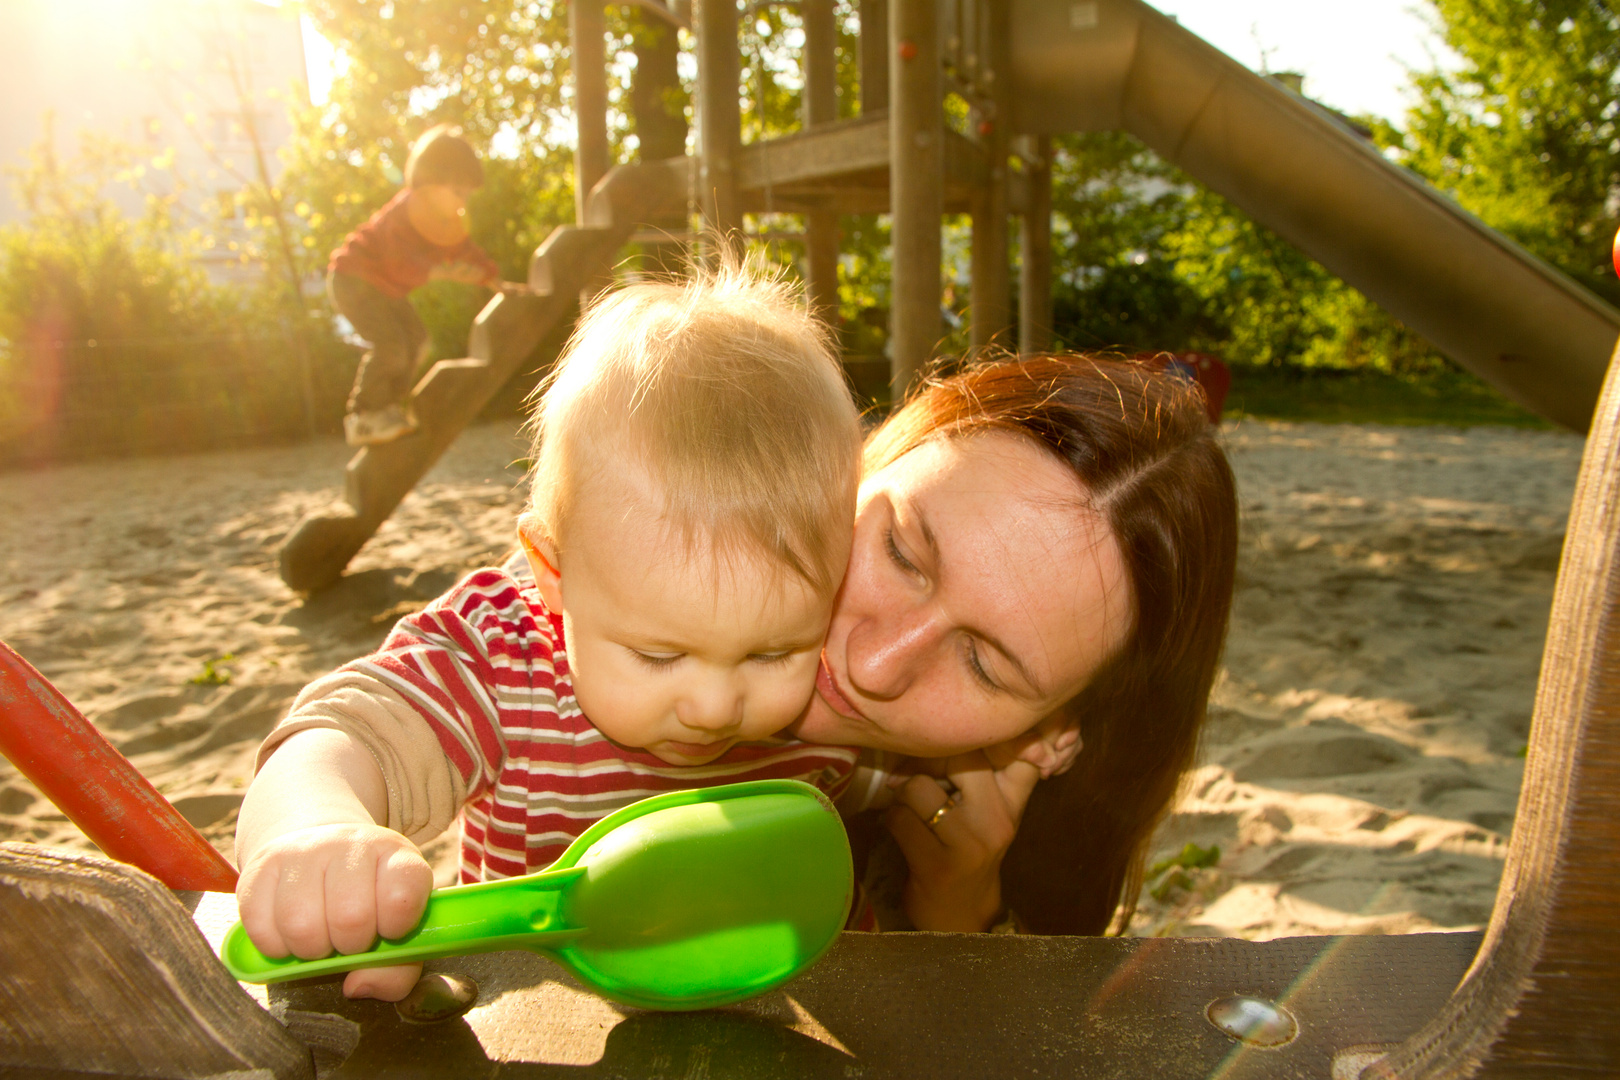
[0,639,238,892]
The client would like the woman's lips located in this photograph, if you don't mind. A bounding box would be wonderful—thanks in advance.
[816,654,863,719]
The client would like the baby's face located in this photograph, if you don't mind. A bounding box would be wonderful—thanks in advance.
[525,495,837,767]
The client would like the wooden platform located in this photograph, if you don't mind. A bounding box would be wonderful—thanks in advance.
[255,930,1481,1078]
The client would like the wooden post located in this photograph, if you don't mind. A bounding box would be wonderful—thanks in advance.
[859,0,889,114]
[803,0,840,333]
[630,4,691,275]
[571,0,610,226]
[1018,135,1053,355]
[696,0,743,255]
[888,0,941,398]
[969,0,1010,351]
[1370,339,1620,1075]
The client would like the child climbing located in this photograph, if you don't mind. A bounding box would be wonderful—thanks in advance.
[234,264,865,1000]
[328,124,523,447]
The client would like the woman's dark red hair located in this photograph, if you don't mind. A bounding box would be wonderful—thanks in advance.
[865,354,1239,933]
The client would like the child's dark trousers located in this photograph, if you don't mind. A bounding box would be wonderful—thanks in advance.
[328,271,430,414]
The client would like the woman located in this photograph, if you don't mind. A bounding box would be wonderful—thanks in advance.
[800,353,1237,935]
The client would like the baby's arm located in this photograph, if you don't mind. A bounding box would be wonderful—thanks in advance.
[235,727,433,1000]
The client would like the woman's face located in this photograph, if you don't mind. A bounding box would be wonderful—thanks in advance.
[793,431,1134,761]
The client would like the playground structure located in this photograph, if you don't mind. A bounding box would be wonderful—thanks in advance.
[6,1,1614,1075]
[279,0,1620,594]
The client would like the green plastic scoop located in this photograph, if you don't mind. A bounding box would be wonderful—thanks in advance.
[221,780,853,1010]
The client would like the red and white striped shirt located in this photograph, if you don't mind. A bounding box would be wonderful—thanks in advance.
[344,566,861,882]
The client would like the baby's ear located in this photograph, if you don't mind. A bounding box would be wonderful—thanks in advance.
[516,513,562,611]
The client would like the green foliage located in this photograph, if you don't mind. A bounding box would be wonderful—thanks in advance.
[1146,842,1221,903]
[1047,132,1450,375]
[1374,0,1620,303]
[0,132,352,466]
[1047,133,1213,354]
[189,654,237,686]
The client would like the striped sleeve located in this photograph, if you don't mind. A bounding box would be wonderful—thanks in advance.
[344,568,556,805]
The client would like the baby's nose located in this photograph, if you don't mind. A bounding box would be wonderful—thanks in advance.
[677,680,743,732]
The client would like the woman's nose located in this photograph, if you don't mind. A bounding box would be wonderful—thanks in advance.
[844,603,942,701]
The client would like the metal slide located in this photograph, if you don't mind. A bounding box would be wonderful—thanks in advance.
[1008,0,1620,431]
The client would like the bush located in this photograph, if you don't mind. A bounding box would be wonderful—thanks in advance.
[0,136,356,467]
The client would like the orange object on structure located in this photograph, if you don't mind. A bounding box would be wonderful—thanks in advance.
[0,639,238,892]
[1135,352,1232,423]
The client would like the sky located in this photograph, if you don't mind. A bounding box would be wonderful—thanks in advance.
[300,1,1455,126]
[1145,0,1453,123]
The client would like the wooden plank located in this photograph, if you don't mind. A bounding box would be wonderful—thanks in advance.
[734,119,989,209]
[259,931,1481,1077]
[737,116,890,190]
[0,842,311,1080]
[1371,352,1620,1075]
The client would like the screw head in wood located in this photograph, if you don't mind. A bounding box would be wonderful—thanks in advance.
[395,971,479,1025]
[1206,995,1298,1047]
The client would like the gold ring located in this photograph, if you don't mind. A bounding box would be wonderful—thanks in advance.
[927,797,958,829]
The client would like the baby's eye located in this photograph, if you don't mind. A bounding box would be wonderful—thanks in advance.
[630,650,683,668]
[746,650,795,665]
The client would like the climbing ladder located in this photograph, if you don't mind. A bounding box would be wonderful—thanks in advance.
[278,159,690,592]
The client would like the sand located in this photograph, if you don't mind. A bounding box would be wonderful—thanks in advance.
[0,417,1586,936]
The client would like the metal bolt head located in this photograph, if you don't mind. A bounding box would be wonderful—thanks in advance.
[898,39,918,61]
[395,971,479,1025]
[1206,995,1298,1048]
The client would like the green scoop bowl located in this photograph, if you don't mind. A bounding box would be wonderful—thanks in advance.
[220,780,853,1010]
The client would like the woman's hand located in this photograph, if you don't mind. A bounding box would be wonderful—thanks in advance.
[884,751,1042,932]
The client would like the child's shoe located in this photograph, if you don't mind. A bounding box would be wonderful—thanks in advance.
[344,404,417,447]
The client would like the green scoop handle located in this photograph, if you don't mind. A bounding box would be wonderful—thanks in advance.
[220,779,853,1010]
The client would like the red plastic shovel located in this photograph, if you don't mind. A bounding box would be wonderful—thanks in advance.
[0,639,238,892]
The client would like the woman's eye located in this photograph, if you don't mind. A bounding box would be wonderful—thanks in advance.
[884,527,921,576]
[631,651,683,668]
[747,651,795,665]
[964,639,999,693]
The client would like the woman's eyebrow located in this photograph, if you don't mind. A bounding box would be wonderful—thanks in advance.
[915,505,1043,699]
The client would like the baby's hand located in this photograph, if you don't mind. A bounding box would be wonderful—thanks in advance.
[235,822,433,1001]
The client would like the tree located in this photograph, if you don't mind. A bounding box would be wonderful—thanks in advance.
[1375,0,1620,303]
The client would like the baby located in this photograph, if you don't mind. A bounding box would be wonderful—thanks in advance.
[234,265,863,999]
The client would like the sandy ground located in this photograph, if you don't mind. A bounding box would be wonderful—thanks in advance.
[0,417,1586,937]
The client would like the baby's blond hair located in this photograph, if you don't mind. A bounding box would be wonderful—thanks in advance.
[527,262,860,597]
